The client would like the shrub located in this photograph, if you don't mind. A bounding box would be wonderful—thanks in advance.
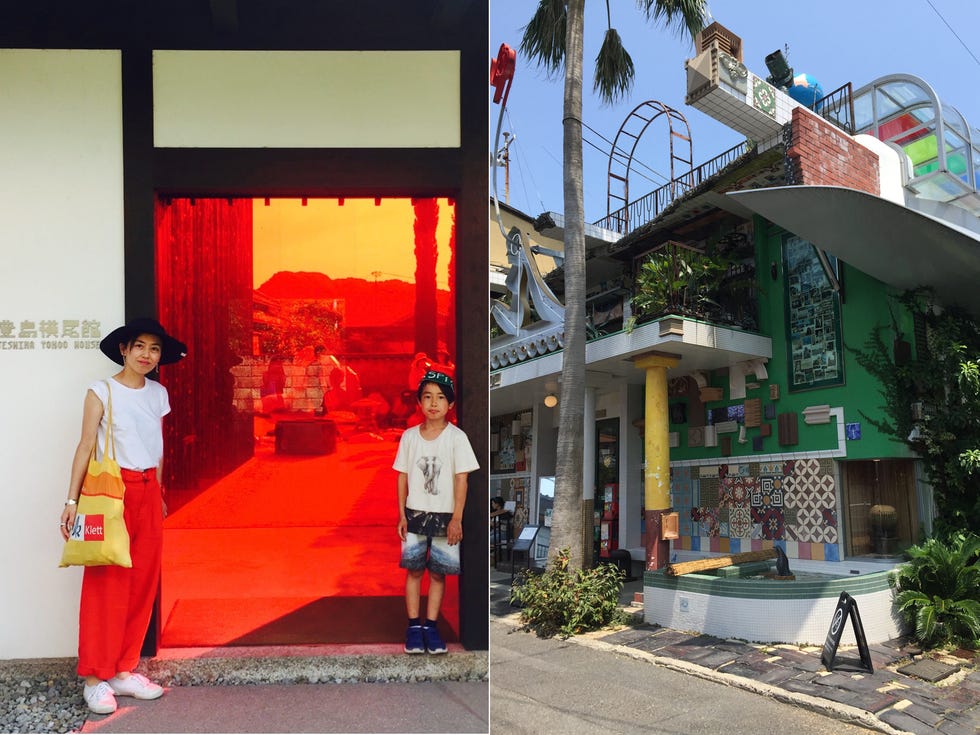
[890,532,980,649]
[510,548,630,638]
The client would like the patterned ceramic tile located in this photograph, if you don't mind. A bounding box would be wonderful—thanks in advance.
[752,476,785,508]
[699,465,719,479]
[753,77,777,118]
[730,464,751,477]
[729,505,752,538]
[796,458,821,478]
[759,508,784,539]
[700,477,720,506]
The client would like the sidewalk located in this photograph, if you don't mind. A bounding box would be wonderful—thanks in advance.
[491,567,980,735]
[75,645,488,734]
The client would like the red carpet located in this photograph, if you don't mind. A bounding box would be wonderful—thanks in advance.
[161,595,456,647]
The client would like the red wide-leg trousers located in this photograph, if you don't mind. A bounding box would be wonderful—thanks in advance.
[77,469,163,680]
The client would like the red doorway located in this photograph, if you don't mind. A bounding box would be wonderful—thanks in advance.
[154,196,458,646]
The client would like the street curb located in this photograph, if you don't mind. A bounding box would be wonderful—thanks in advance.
[142,650,489,685]
[0,650,489,688]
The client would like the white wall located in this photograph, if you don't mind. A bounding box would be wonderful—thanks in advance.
[153,50,460,148]
[0,49,125,658]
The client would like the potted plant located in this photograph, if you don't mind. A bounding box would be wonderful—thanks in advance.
[630,242,728,327]
[869,504,897,554]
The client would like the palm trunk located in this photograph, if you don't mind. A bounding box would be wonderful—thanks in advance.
[549,0,587,570]
[412,198,439,358]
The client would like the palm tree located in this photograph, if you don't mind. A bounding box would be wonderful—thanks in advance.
[520,0,707,569]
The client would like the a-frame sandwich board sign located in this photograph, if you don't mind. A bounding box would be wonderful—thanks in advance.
[821,591,874,673]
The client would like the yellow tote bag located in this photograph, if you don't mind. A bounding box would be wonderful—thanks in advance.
[59,381,132,568]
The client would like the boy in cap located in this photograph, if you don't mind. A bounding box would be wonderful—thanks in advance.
[393,370,479,654]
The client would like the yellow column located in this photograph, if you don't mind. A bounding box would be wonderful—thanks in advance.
[634,352,679,570]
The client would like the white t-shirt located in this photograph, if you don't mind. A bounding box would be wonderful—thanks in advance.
[393,422,480,514]
[89,378,171,471]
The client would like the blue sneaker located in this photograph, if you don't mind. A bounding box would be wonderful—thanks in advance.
[404,625,425,654]
[422,624,447,654]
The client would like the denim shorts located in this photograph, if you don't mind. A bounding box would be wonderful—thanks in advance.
[399,532,460,575]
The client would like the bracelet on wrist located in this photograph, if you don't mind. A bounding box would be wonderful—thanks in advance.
[65,498,77,506]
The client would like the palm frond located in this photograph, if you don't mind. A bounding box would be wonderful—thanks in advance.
[520,0,568,74]
[593,28,634,105]
[638,0,709,41]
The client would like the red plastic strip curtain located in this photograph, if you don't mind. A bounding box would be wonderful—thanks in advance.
[155,197,254,492]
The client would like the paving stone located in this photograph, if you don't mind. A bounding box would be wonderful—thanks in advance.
[752,667,811,687]
[959,671,980,691]
[835,672,902,693]
[649,629,699,646]
[600,627,659,646]
[717,662,768,679]
[859,691,901,714]
[813,672,858,689]
[782,679,823,698]
[812,686,866,709]
[771,650,824,672]
[934,686,980,709]
[897,658,960,682]
[936,717,978,735]
[713,640,758,656]
[879,708,940,735]
[626,636,675,654]
[678,648,738,670]
[899,702,944,729]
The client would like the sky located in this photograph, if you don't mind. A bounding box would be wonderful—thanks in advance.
[490,0,980,225]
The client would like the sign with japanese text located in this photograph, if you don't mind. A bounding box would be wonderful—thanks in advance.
[0,318,102,352]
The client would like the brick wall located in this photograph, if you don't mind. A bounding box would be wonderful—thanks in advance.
[786,107,880,195]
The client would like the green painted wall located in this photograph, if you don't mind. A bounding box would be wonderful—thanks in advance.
[668,218,915,462]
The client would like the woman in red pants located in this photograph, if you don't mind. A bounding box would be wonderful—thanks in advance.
[59,317,187,715]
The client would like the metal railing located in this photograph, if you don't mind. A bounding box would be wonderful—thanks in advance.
[811,82,855,135]
[592,84,854,236]
[593,140,752,234]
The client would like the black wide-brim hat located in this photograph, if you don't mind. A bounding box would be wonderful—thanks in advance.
[100,317,188,366]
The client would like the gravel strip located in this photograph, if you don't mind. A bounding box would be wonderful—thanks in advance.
[0,660,87,734]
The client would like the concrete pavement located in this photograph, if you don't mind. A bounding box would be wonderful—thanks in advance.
[80,680,487,733]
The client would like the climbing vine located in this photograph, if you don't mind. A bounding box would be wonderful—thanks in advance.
[849,289,980,537]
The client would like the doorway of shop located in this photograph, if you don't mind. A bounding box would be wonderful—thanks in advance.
[842,459,919,558]
[153,196,458,647]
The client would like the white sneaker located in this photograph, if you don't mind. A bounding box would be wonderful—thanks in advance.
[107,673,164,700]
[83,681,117,715]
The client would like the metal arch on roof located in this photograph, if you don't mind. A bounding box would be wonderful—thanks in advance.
[852,73,980,214]
[605,101,692,233]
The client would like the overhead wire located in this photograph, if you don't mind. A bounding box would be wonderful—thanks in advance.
[504,108,547,213]
[924,0,980,68]
[501,108,683,216]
